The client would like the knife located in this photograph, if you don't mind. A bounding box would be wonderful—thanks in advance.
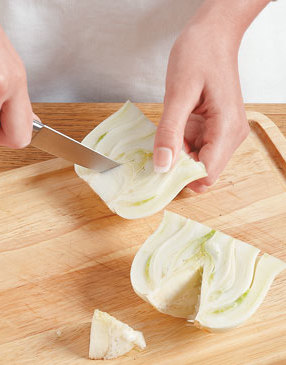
[31,120,120,173]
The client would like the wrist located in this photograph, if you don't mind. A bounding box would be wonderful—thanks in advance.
[187,0,272,47]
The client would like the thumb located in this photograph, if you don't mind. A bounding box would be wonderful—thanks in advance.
[154,91,199,173]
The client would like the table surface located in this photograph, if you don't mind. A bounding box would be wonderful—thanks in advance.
[0,107,286,364]
[0,103,285,172]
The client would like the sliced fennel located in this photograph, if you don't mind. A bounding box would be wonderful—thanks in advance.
[89,310,146,360]
[131,211,286,331]
[75,101,207,219]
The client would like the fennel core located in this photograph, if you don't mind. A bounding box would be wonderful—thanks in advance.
[144,229,216,283]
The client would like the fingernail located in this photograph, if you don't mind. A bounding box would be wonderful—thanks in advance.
[154,147,173,173]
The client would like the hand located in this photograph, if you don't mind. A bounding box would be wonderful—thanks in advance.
[0,26,33,148]
[153,0,271,193]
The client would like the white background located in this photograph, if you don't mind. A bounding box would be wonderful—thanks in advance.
[239,1,286,102]
[1,0,285,103]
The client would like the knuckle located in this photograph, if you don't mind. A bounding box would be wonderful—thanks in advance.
[231,118,250,145]
[9,135,31,149]
[12,65,27,85]
[239,121,250,141]
[202,164,220,186]
[165,87,179,102]
[195,185,208,194]
[0,72,9,95]
[157,122,181,141]
[218,113,250,145]
[165,86,190,105]
[8,122,32,149]
[203,175,217,187]
[0,63,27,96]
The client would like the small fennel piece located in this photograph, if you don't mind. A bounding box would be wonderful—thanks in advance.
[89,310,146,360]
[130,211,286,332]
[75,101,207,219]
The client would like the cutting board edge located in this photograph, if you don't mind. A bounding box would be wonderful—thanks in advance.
[246,111,286,169]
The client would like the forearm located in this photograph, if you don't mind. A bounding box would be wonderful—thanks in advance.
[190,0,273,46]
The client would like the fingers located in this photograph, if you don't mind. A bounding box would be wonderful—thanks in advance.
[0,26,32,148]
[153,88,201,173]
[188,113,250,193]
[188,180,208,193]
[188,141,224,193]
[184,113,205,152]
[0,91,33,148]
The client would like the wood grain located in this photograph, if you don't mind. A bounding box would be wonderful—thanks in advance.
[0,111,285,364]
[0,103,285,172]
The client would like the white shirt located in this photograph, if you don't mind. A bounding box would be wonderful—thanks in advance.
[1,0,285,103]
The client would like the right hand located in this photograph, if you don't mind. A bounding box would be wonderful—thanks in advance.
[153,19,249,193]
[153,0,272,193]
[0,26,33,148]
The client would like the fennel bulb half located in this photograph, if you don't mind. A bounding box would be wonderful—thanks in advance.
[89,310,146,360]
[75,101,206,219]
[130,211,286,331]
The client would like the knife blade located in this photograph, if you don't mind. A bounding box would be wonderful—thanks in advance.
[31,120,120,173]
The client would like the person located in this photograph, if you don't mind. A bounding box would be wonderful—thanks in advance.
[0,0,280,192]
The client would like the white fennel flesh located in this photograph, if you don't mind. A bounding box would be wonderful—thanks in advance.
[131,211,286,331]
[75,101,207,219]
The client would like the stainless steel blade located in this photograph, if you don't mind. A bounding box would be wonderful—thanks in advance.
[31,120,120,172]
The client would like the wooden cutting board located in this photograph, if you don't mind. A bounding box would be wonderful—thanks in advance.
[0,111,285,365]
